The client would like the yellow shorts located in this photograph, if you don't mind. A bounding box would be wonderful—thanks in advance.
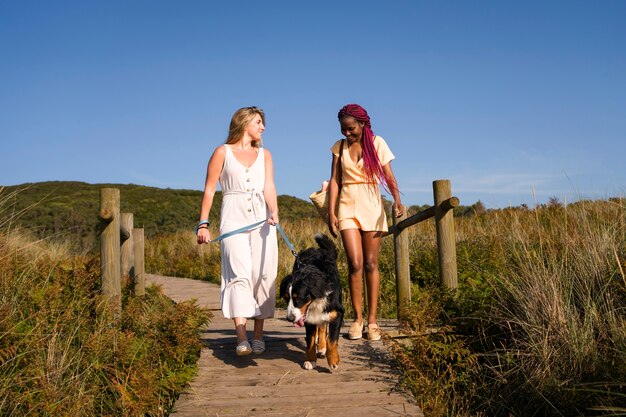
[338,217,362,231]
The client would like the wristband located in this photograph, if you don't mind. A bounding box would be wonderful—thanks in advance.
[195,220,210,235]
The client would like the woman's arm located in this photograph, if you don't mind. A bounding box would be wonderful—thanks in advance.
[382,162,403,217]
[263,148,279,225]
[328,153,341,237]
[197,146,226,244]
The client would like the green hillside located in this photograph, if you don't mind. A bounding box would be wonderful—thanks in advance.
[1,181,318,245]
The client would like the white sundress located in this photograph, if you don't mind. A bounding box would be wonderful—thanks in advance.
[218,145,278,320]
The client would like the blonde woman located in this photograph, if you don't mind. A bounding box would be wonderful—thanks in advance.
[196,106,279,356]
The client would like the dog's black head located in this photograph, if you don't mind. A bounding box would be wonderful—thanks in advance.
[282,264,331,327]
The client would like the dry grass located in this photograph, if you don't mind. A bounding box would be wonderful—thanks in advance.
[476,201,626,415]
[383,199,626,416]
[0,191,211,416]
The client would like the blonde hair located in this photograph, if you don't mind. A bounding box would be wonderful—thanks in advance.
[225,106,265,147]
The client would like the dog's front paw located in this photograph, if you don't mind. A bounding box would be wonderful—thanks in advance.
[326,346,340,371]
[317,348,326,358]
[303,360,317,370]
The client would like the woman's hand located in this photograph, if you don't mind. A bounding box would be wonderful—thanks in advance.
[328,214,339,238]
[268,211,279,226]
[394,201,405,218]
[197,228,211,244]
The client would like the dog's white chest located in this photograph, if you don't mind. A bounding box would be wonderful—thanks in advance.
[305,297,330,324]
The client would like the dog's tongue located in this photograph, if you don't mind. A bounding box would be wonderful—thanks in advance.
[294,317,305,327]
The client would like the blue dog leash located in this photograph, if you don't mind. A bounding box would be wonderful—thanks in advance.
[208,220,298,259]
[209,220,266,243]
[275,223,298,258]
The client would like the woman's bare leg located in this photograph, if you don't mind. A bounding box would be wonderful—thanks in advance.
[362,231,382,325]
[253,318,264,340]
[341,228,364,324]
[233,317,247,344]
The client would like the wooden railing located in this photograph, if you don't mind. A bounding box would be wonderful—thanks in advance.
[384,179,459,318]
[97,181,458,321]
[99,188,145,310]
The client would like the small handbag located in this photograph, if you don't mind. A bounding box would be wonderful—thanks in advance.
[309,140,345,220]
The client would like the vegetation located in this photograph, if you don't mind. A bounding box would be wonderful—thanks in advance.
[387,199,626,416]
[2,181,318,254]
[3,181,624,416]
[147,198,626,416]
[0,187,211,416]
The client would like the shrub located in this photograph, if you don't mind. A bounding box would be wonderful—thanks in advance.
[0,204,210,416]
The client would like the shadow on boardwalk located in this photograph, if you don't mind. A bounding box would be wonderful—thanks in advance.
[148,274,423,417]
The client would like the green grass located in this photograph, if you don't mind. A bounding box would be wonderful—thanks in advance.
[1,181,320,254]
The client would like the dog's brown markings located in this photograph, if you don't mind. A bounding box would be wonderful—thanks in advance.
[326,340,340,369]
[299,301,311,317]
[316,325,327,356]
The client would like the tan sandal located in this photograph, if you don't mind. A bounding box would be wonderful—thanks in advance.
[367,323,382,341]
[348,321,363,340]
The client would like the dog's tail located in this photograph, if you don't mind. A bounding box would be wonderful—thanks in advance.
[314,233,338,262]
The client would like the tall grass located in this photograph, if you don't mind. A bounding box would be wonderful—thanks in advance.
[146,230,222,282]
[476,201,626,416]
[385,200,626,416]
[0,190,211,416]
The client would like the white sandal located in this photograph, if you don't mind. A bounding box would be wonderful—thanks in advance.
[251,339,265,354]
[236,340,252,356]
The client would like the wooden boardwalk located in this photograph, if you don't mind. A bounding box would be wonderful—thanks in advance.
[147,274,423,417]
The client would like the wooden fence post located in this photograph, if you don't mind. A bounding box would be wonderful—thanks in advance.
[392,206,410,319]
[120,213,134,286]
[133,228,145,296]
[433,180,458,289]
[99,188,121,309]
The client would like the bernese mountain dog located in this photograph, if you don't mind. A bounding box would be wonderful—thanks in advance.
[280,233,344,371]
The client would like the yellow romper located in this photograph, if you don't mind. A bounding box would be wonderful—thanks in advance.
[331,136,395,232]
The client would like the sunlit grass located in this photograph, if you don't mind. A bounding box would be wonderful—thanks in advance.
[387,199,626,416]
[14,184,622,416]
[0,191,211,416]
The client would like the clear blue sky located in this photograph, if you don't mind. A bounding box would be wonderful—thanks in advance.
[1,1,625,208]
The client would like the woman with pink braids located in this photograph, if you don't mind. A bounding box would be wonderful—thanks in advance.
[327,104,403,341]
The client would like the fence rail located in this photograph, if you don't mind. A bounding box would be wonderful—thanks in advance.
[98,180,459,321]
[384,179,459,318]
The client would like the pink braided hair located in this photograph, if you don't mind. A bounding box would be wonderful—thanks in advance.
[337,104,395,194]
